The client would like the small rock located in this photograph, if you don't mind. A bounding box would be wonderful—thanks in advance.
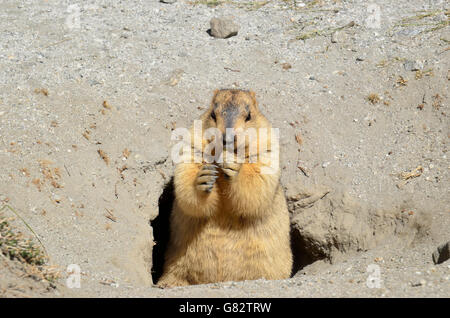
[53,194,62,203]
[330,32,338,43]
[404,60,424,72]
[411,279,426,287]
[160,0,177,3]
[432,241,450,264]
[331,31,347,43]
[209,17,239,39]
[322,161,331,168]
[395,29,421,37]
[356,57,365,62]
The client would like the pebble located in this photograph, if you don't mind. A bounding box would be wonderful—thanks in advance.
[411,279,427,287]
[404,59,424,71]
[331,31,347,43]
[432,241,450,264]
[209,17,239,39]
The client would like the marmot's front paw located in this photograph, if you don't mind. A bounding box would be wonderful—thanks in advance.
[220,162,241,178]
[196,164,219,193]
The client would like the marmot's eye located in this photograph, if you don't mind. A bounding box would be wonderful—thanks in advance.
[245,112,251,122]
[211,112,216,121]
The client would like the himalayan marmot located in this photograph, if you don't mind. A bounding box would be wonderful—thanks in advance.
[158,89,292,286]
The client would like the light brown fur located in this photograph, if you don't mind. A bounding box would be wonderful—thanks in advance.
[157,89,292,287]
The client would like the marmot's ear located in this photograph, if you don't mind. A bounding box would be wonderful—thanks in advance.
[212,89,220,99]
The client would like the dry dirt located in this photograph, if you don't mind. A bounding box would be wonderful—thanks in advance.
[0,0,449,297]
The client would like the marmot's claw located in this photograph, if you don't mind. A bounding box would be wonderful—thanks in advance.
[203,164,219,170]
[220,162,241,178]
[222,169,238,178]
[196,175,218,184]
[198,170,219,177]
[196,164,219,192]
[197,184,214,192]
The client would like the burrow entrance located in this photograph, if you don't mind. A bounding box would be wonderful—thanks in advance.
[150,178,322,284]
[150,177,175,284]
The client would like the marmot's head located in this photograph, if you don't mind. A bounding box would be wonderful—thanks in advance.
[199,89,271,161]
[204,89,269,144]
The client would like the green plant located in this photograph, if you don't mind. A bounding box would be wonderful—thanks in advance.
[0,205,59,282]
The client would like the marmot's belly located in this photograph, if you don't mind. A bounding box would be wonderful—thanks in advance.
[182,221,286,284]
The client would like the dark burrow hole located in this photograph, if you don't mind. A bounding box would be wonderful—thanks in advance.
[290,228,326,276]
[151,178,322,284]
[150,177,175,284]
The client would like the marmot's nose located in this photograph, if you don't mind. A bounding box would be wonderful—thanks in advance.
[222,133,235,146]
[222,134,228,146]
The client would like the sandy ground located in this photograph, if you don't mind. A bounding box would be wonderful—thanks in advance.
[0,0,449,297]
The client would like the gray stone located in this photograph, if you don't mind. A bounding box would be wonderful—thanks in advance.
[331,31,347,43]
[404,59,424,71]
[209,17,239,39]
[432,241,450,264]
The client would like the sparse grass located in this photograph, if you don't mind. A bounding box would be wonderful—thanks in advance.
[296,21,355,41]
[0,205,59,282]
[34,88,49,96]
[415,68,433,79]
[375,56,406,68]
[367,93,381,104]
[295,29,322,41]
[241,0,268,10]
[399,10,443,23]
[389,9,450,36]
[189,0,222,8]
[188,0,269,10]
[0,216,46,265]
[424,19,449,33]
[395,75,408,87]
[432,94,443,110]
